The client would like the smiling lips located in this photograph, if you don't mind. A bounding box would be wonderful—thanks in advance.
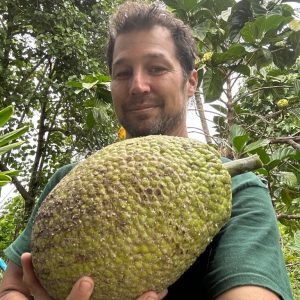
[128,104,159,112]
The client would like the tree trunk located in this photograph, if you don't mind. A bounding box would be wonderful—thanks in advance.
[194,88,212,144]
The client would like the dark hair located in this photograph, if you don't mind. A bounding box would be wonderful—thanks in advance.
[106,1,198,77]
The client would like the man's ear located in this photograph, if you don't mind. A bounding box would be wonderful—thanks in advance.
[187,69,198,96]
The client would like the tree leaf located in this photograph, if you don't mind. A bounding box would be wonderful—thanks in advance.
[0,141,25,156]
[229,124,249,153]
[66,80,83,88]
[210,104,227,115]
[266,147,297,170]
[220,7,232,22]
[289,19,300,32]
[82,81,98,90]
[0,126,29,147]
[1,169,21,177]
[0,174,12,182]
[273,47,296,69]
[229,64,250,76]
[249,48,273,68]
[243,139,270,154]
[294,80,300,96]
[214,44,247,64]
[294,231,300,250]
[86,110,96,129]
[230,124,247,138]
[203,68,225,102]
[229,0,253,41]
[0,106,13,127]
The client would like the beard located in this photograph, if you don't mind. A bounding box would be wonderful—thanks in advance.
[120,103,187,138]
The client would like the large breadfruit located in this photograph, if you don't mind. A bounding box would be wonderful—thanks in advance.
[31,135,237,299]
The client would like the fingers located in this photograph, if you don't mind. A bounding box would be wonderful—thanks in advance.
[158,289,168,299]
[137,289,168,300]
[66,276,94,300]
[21,252,52,299]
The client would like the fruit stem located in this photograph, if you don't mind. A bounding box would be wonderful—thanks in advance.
[224,154,263,177]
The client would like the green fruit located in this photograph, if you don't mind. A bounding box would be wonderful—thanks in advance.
[31,135,232,300]
[276,98,289,108]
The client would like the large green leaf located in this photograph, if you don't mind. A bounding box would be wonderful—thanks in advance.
[266,147,297,170]
[0,106,13,127]
[1,169,21,177]
[273,47,296,69]
[249,48,273,68]
[214,44,247,64]
[241,15,286,44]
[193,20,210,41]
[229,124,249,153]
[228,64,250,76]
[164,0,202,16]
[0,126,29,147]
[82,81,98,90]
[0,174,11,181]
[243,139,270,154]
[203,68,225,102]
[229,0,253,41]
[0,141,25,156]
[210,104,227,115]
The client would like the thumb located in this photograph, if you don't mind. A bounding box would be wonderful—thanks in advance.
[66,276,94,300]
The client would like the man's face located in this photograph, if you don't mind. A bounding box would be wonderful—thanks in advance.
[110,25,197,138]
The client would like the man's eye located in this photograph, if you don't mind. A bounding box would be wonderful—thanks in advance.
[114,70,131,79]
[149,66,167,75]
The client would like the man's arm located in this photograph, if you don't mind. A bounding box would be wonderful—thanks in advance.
[216,286,280,300]
[0,260,31,300]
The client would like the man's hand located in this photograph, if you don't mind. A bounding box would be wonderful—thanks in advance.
[22,253,94,300]
[21,253,167,300]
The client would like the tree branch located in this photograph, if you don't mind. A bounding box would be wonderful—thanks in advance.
[286,261,300,268]
[194,88,212,144]
[270,136,300,150]
[277,213,300,220]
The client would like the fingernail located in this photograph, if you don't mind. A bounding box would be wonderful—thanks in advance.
[145,297,157,300]
[79,279,93,293]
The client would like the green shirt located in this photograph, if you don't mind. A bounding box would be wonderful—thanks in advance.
[4,163,293,299]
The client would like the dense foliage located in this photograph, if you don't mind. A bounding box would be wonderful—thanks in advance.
[0,0,121,217]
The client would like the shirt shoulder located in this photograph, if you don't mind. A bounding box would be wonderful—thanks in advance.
[205,157,293,299]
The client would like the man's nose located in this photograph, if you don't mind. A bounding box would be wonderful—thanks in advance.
[129,71,150,95]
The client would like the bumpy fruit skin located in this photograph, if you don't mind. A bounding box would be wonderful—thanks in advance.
[31,135,232,300]
[276,98,289,108]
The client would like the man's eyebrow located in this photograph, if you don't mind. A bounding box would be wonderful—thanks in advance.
[112,53,169,67]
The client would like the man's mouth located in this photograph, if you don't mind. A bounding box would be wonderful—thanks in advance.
[128,105,159,112]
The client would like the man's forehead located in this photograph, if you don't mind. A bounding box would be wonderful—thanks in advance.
[112,52,170,67]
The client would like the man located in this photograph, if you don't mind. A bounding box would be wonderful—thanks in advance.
[0,2,293,300]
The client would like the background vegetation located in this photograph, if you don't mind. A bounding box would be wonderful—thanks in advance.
[0,0,299,297]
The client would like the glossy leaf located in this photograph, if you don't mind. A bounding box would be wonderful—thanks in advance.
[213,44,247,64]
[0,141,25,156]
[229,124,249,153]
[243,139,270,154]
[266,148,297,170]
[0,126,29,147]
[203,68,225,102]
[0,106,13,127]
